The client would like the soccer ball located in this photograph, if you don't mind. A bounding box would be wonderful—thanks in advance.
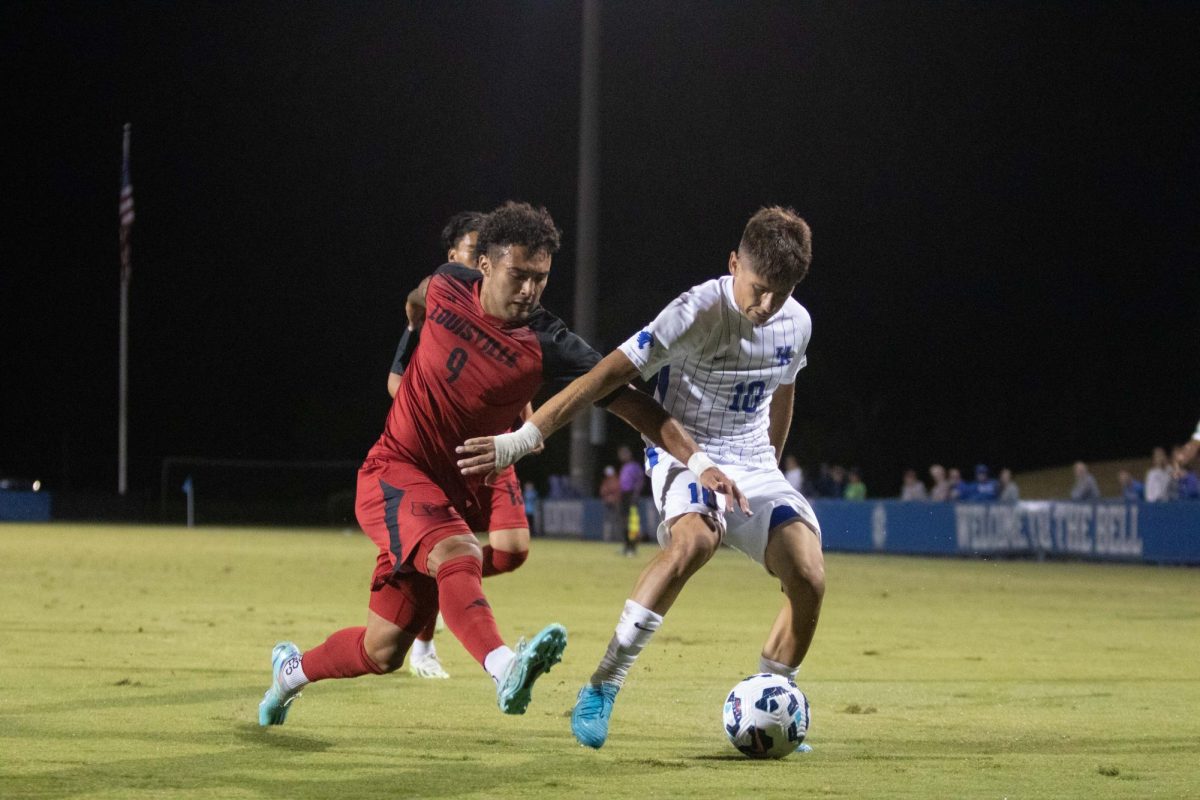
[722,673,810,759]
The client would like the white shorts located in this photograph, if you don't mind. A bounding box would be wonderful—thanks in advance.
[647,453,822,568]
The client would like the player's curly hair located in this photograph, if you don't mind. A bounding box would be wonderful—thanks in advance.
[738,206,812,286]
[476,201,561,260]
[440,211,487,253]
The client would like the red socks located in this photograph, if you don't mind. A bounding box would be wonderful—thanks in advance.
[436,555,505,665]
[301,627,385,682]
[482,546,528,577]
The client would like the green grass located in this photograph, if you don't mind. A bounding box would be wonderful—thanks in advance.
[2,524,1198,799]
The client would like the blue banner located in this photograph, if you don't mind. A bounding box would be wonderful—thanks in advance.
[812,500,1200,564]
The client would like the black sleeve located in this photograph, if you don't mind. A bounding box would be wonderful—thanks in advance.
[530,309,623,408]
[390,327,419,375]
[434,261,483,284]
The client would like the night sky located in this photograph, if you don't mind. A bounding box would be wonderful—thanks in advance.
[4,2,1198,501]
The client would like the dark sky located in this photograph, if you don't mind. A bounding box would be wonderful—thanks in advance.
[3,1,1198,499]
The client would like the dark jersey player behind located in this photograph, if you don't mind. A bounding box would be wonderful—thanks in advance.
[259,201,747,725]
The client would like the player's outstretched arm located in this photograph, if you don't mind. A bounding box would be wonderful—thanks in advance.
[456,349,750,513]
[604,388,751,514]
[456,350,639,474]
[405,275,433,332]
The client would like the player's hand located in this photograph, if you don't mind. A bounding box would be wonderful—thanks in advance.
[457,436,500,477]
[699,466,752,515]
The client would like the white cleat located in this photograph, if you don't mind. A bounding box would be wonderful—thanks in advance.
[409,653,451,679]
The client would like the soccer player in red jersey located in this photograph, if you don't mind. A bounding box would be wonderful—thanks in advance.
[386,211,495,681]
[259,202,747,724]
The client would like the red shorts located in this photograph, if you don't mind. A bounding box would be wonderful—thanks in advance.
[356,456,527,577]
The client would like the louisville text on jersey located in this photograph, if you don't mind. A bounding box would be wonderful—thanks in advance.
[427,301,520,368]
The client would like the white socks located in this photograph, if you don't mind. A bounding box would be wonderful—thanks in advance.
[758,654,799,682]
[280,653,309,692]
[410,638,436,661]
[590,599,663,687]
[484,646,516,684]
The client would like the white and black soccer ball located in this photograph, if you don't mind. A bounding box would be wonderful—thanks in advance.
[722,673,810,759]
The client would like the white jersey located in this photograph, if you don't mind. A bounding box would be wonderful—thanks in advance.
[618,276,812,470]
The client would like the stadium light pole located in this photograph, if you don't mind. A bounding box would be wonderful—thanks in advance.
[569,0,601,497]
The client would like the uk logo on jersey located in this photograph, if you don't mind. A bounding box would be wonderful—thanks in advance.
[775,345,795,366]
[636,331,654,350]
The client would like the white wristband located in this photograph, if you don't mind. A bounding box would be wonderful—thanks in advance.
[492,421,544,469]
[687,451,717,477]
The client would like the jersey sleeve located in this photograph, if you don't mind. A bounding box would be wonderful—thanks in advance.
[390,327,419,375]
[778,303,813,385]
[530,310,603,383]
[617,287,715,380]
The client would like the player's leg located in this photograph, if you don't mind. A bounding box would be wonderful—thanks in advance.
[760,517,825,675]
[258,565,437,726]
[421,532,565,714]
[573,506,722,748]
[479,469,531,576]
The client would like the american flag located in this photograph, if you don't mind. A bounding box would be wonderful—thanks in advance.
[119,123,134,279]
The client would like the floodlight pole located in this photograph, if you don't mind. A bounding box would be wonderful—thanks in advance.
[118,124,132,497]
[569,0,601,497]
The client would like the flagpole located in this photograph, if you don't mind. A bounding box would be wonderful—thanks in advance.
[118,123,133,497]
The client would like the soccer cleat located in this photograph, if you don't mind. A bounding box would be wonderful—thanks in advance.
[496,623,567,715]
[796,743,813,753]
[571,682,620,748]
[409,652,451,679]
[258,641,303,726]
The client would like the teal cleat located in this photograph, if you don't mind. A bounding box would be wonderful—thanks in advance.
[496,624,567,715]
[571,682,620,748]
[796,743,814,753]
[258,641,303,726]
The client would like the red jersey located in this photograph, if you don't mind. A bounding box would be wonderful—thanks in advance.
[368,263,601,489]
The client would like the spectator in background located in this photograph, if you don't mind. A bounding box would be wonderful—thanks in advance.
[947,467,965,501]
[599,466,622,541]
[523,481,541,536]
[783,454,804,493]
[814,463,836,498]
[962,464,998,502]
[1172,444,1199,500]
[843,468,867,501]
[998,468,1020,502]
[617,445,646,556]
[899,469,928,501]
[1070,461,1101,501]
[1117,470,1143,503]
[1144,447,1172,502]
[829,465,848,498]
[929,464,951,502]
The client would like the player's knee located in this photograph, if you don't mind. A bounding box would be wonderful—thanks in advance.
[781,552,825,601]
[663,518,720,575]
[488,547,528,574]
[363,634,408,674]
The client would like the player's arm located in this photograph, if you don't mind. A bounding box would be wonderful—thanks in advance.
[603,387,750,513]
[404,275,433,332]
[387,274,439,397]
[768,382,796,464]
[457,349,750,513]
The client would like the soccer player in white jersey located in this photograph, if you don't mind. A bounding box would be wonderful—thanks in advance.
[456,207,823,750]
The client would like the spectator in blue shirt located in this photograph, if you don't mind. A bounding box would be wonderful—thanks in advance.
[962,464,999,501]
[1117,470,1144,502]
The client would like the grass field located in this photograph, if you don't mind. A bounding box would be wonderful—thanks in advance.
[2,524,1199,799]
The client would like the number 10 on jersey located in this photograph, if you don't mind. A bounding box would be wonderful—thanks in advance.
[728,381,765,412]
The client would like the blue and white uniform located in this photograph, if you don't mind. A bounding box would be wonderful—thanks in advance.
[617,276,820,566]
